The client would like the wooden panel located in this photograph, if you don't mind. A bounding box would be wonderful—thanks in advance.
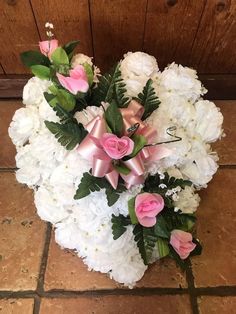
[31,0,93,56]
[190,0,236,73]
[143,0,206,70]
[0,64,4,74]
[90,0,147,72]
[0,0,40,74]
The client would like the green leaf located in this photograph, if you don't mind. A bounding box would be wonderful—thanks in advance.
[74,172,104,199]
[48,84,58,95]
[83,62,94,86]
[63,40,80,58]
[128,197,138,224]
[44,92,58,107]
[190,238,202,257]
[161,172,192,190]
[104,101,123,136]
[128,134,147,158]
[51,103,75,124]
[157,237,170,258]
[20,50,50,68]
[91,63,123,106]
[162,209,196,233]
[168,245,188,270]
[30,65,50,80]
[113,164,131,175]
[56,89,76,112]
[113,80,130,108]
[45,121,87,150]
[111,214,131,240]
[51,47,69,65]
[133,225,158,265]
[154,215,170,239]
[104,181,126,206]
[74,172,126,206]
[133,224,147,264]
[137,79,161,120]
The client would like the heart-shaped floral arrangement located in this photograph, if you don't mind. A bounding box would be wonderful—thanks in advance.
[9,24,224,287]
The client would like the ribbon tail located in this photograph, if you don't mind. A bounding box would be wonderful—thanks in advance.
[105,169,119,190]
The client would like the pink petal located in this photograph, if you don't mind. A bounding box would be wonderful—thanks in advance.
[70,65,88,81]
[138,216,156,227]
[56,73,89,94]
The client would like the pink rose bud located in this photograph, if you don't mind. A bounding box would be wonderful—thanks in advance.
[135,193,164,227]
[56,65,89,95]
[39,39,58,58]
[100,133,134,160]
[170,230,196,260]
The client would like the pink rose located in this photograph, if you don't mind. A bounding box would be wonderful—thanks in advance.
[170,230,196,259]
[56,65,89,95]
[135,193,164,227]
[100,133,134,160]
[39,39,58,57]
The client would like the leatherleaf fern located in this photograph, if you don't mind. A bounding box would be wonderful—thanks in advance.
[91,63,129,107]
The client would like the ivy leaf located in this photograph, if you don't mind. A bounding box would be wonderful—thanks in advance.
[63,40,80,59]
[20,50,50,68]
[128,197,138,224]
[137,79,161,120]
[157,237,170,258]
[154,215,170,238]
[104,101,123,136]
[74,172,126,206]
[51,47,69,65]
[30,65,50,80]
[111,214,131,240]
[45,121,87,150]
[92,63,122,106]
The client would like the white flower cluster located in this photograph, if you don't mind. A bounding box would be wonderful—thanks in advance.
[9,52,223,287]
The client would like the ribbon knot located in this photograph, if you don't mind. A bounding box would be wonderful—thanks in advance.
[77,100,171,189]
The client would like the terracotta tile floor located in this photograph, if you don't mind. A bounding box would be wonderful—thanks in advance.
[0,100,236,314]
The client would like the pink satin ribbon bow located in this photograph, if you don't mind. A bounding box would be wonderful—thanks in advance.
[77,100,171,189]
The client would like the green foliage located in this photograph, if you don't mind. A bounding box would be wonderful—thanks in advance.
[20,51,50,68]
[161,172,192,190]
[137,79,161,120]
[44,86,76,112]
[83,62,94,86]
[168,245,188,270]
[104,101,123,136]
[157,237,170,258]
[51,103,75,124]
[44,121,87,150]
[92,63,128,107]
[133,225,158,265]
[111,214,131,240]
[154,215,170,238]
[30,65,50,80]
[113,78,130,108]
[63,40,80,59]
[128,134,147,158]
[113,164,131,175]
[128,197,138,224]
[51,47,69,65]
[74,172,126,206]
[161,209,196,233]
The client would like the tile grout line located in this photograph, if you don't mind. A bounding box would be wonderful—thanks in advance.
[1,285,236,299]
[186,259,199,314]
[33,223,52,314]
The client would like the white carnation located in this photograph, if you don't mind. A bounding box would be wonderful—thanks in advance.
[194,100,223,142]
[23,77,51,106]
[8,107,40,147]
[71,53,93,67]
[158,63,206,102]
[174,186,200,214]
